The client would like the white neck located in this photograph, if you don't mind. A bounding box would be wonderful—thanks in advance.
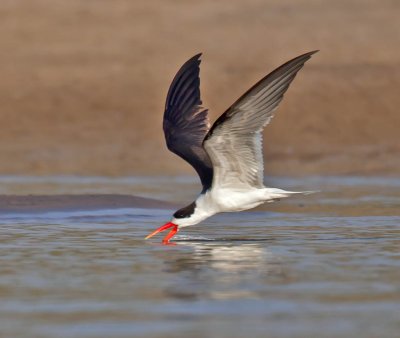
[171,193,217,228]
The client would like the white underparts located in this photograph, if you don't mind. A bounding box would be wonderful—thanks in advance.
[172,187,312,228]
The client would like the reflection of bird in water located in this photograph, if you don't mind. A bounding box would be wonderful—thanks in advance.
[159,243,286,300]
[146,51,318,244]
[199,244,270,272]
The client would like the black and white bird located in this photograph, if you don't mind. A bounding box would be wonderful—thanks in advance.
[146,51,318,244]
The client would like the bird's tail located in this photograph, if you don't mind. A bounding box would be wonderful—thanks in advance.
[263,188,318,202]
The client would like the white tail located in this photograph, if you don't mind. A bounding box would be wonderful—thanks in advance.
[263,188,318,202]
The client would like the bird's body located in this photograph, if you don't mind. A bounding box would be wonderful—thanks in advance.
[173,187,304,228]
[146,51,318,244]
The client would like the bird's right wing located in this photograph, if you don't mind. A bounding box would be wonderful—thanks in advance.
[163,54,213,190]
[204,51,317,190]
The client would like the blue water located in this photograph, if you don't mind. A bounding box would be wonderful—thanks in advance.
[0,176,399,338]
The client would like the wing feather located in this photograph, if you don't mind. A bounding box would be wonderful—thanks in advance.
[204,51,318,189]
[163,54,213,190]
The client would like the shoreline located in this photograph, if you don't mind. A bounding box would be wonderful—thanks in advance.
[0,194,177,214]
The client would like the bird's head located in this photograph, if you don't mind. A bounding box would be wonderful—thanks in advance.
[145,202,201,244]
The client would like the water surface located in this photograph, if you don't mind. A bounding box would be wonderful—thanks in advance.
[0,176,399,338]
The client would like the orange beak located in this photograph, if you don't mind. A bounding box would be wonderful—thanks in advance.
[145,222,179,244]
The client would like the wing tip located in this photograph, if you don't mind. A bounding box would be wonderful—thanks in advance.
[177,53,203,74]
[301,50,319,61]
[308,49,320,55]
[188,52,203,64]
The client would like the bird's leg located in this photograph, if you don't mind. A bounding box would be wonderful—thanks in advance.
[145,222,179,244]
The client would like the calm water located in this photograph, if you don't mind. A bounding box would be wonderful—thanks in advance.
[0,176,399,338]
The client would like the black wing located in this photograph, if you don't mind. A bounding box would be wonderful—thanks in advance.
[163,53,213,191]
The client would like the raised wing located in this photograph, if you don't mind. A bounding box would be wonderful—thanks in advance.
[204,51,317,189]
[163,54,213,190]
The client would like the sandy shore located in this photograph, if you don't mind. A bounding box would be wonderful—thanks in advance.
[0,0,399,176]
[0,195,176,213]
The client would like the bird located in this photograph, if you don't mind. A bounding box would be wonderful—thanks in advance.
[145,51,318,244]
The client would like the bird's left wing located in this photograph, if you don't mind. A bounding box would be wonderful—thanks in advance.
[204,51,317,190]
[163,54,213,190]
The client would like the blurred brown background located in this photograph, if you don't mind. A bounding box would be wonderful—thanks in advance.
[0,0,399,177]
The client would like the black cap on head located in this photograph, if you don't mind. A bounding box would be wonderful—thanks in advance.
[173,202,196,219]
